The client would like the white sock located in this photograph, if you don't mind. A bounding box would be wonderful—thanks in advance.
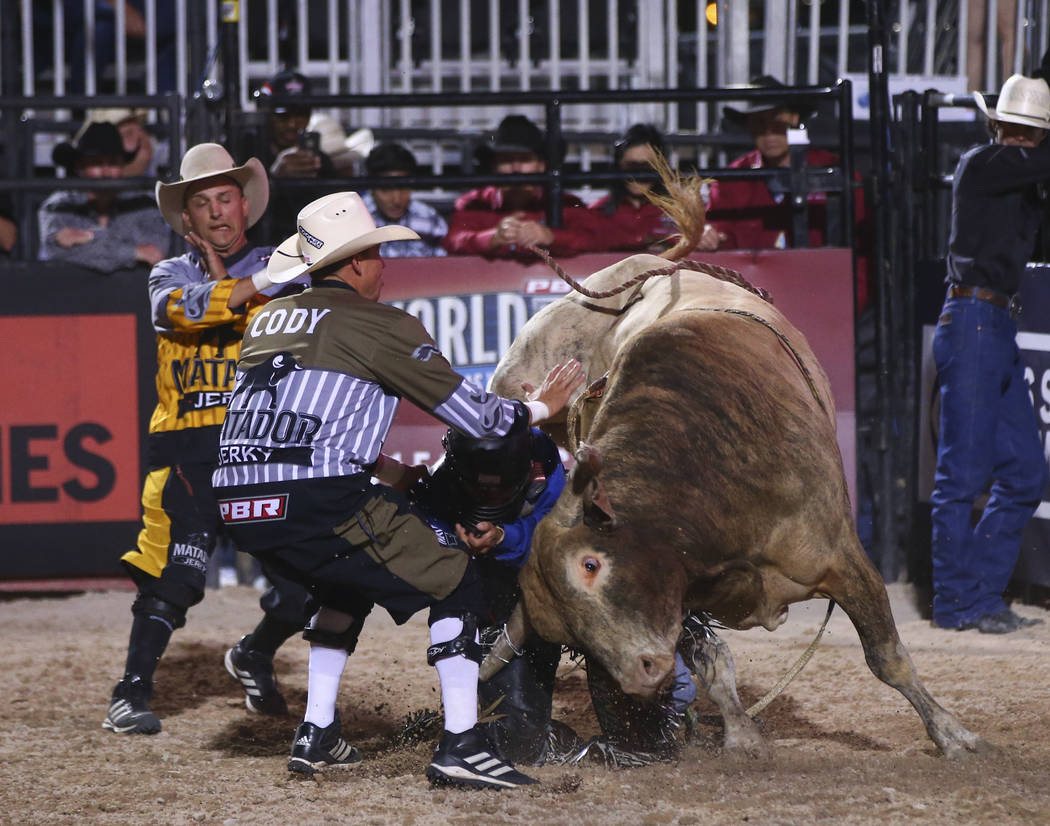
[304,644,347,729]
[430,616,480,734]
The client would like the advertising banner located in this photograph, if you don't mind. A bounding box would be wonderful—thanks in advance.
[0,315,141,525]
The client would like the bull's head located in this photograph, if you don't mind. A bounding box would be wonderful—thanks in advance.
[484,442,685,700]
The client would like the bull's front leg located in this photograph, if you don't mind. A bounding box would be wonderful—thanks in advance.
[679,614,768,758]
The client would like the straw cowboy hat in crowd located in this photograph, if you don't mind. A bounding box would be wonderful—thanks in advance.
[974,74,1050,130]
[155,143,268,235]
[267,191,419,284]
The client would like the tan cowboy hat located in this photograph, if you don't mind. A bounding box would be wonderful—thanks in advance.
[975,74,1050,130]
[267,191,419,284]
[155,143,268,235]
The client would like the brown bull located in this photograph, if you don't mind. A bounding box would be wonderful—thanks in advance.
[485,253,983,759]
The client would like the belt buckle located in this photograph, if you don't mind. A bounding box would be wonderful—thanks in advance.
[1009,293,1022,320]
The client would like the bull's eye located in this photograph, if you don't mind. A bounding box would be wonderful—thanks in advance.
[583,557,600,574]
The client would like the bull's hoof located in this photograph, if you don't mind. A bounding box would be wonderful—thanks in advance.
[722,726,769,760]
[938,728,991,760]
[720,710,768,759]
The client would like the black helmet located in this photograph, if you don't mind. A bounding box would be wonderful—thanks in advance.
[442,415,533,526]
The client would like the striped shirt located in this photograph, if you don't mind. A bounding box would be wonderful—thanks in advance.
[362,191,448,257]
[212,279,521,487]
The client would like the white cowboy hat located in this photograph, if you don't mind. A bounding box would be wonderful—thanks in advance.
[974,74,1050,130]
[267,191,420,284]
[306,115,375,161]
[155,143,269,235]
[344,127,375,160]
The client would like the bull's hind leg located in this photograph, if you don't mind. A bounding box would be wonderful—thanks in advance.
[679,615,767,758]
[826,539,985,758]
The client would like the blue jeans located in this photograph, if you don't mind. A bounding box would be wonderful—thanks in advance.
[930,294,1048,628]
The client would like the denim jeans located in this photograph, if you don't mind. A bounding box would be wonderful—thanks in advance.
[930,294,1048,627]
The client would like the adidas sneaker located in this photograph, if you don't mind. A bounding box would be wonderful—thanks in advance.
[102,675,162,735]
[287,714,362,775]
[427,725,538,789]
[224,636,288,716]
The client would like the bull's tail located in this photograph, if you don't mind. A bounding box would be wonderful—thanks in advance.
[643,151,707,262]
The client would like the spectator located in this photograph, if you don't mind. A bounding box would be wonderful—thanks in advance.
[0,194,16,254]
[248,69,336,235]
[929,72,1050,634]
[100,142,285,736]
[35,2,178,94]
[83,108,166,178]
[38,121,171,272]
[704,75,870,305]
[306,114,374,177]
[967,0,1016,94]
[443,114,602,259]
[362,142,448,257]
[252,70,334,180]
[590,123,708,253]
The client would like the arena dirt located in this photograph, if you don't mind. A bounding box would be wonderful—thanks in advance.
[2,583,1048,825]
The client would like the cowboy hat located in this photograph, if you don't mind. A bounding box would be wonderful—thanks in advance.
[305,114,376,162]
[474,114,564,171]
[267,191,420,284]
[722,75,817,125]
[52,122,133,173]
[155,143,268,235]
[975,74,1050,130]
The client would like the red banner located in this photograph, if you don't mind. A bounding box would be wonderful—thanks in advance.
[0,315,141,525]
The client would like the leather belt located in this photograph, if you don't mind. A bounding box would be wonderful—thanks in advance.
[948,284,1011,311]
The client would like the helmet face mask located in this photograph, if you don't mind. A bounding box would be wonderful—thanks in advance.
[442,421,533,527]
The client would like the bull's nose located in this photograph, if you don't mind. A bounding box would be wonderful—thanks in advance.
[636,652,675,694]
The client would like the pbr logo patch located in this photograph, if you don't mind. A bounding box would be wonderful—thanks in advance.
[218,494,289,523]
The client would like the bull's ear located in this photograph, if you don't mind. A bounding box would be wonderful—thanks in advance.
[573,443,618,529]
[582,478,618,529]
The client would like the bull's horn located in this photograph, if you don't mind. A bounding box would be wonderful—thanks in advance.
[572,442,604,494]
[480,603,530,681]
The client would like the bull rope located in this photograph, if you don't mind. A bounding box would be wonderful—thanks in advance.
[525,244,773,303]
[745,600,835,718]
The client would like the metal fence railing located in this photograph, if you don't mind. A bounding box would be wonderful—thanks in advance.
[0,83,857,265]
[5,1,1043,141]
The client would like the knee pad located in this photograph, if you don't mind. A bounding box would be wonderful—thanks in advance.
[131,595,187,630]
[426,613,484,666]
[302,607,365,654]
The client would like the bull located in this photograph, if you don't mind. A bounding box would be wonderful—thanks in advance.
[483,253,983,760]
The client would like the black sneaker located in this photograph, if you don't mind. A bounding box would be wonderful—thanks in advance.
[224,636,288,716]
[102,675,162,735]
[427,726,539,789]
[1008,609,1044,628]
[287,714,362,775]
[959,609,1042,634]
